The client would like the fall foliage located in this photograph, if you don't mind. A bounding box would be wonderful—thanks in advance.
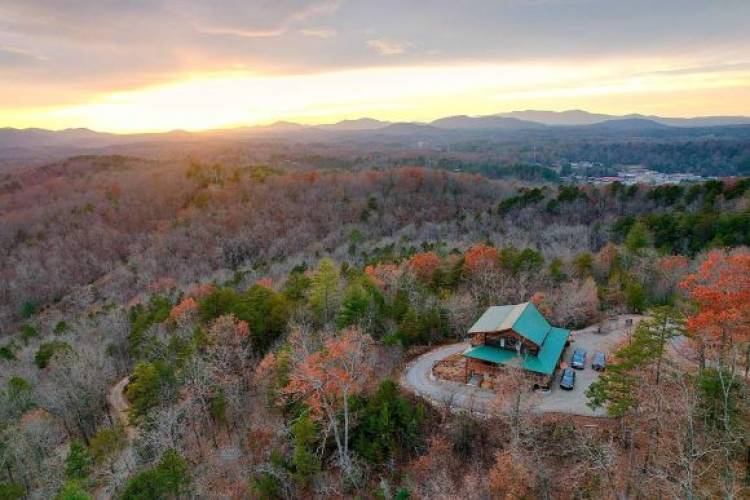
[2,157,749,499]
[408,252,441,283]
[463,244,499,274]
[680,250,750,352]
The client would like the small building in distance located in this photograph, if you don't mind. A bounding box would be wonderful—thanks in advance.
[464,302,570,389]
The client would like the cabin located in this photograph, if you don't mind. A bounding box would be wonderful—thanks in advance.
[464,302,570,389]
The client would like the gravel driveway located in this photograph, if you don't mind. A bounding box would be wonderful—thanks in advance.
[401,343,497,414]
[401,315,642,417]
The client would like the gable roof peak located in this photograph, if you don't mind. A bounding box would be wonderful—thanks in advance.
[467,301,552,346]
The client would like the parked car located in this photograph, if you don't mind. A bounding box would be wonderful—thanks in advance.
[560,368,576,390]
[592,351,607,371]
[571,349,587,369]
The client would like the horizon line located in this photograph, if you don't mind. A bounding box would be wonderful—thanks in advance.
[3,108,750,135]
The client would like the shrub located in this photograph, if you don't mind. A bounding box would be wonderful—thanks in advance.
[19,324,39,344]
[121,450,191,500]
[0,483,24,500]
[65,440,93,480]
[90,426,126,464]
[352,380,425,464]
[35,341,72,369]
[55,479,91,500]
[126,362,176,422]
[20,301,38,319]
[127,295,172,357]
[0,344,15,361]
[250,472,282,499]
[6,376,33,408]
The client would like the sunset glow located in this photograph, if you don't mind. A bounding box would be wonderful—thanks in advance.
[2,59,749,133]
[0,0,749,132]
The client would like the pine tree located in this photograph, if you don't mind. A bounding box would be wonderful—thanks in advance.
[290,413,320,487]
[64,440,93,480]
[308,258,341,324]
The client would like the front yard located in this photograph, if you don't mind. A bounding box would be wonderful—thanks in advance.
[426,315,644,416]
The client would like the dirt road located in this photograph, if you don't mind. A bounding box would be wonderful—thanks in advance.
[107,376,136,439]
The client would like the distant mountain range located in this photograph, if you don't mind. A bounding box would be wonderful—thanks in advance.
[430,115,546,130]
[496,109,750,128]
[2,110,750,161]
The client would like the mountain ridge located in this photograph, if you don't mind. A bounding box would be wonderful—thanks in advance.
[2,110,750,152]
[497,109,750,127]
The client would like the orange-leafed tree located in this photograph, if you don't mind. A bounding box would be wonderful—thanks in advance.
[170,297,198,324]
[283,328,374,478]
[189,283,216,300]
[409,252,441,283]
[680,250,750,366]
[680,249,750,500]
[364,263,402,291]
[255,277,273,289]
[463,244,499,274]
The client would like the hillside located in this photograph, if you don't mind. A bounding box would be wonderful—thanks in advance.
[3,115,750,177]
[1,155,749,498]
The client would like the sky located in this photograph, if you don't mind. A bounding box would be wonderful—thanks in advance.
[0,0,749,132]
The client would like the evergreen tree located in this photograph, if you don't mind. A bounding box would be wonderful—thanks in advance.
[587,307,683,415]
[126,362,176,422]
[352,380,425,464]
[121,450,191,500]
[625,221,651,253]
[55,480,91,500]
[64,440,93,480]
[242,284,290,354]
[290,413,320,487]
[307,258,341,323]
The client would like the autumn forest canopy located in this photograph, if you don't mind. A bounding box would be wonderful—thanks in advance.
[2,0,750,496]
[0,151,748,500]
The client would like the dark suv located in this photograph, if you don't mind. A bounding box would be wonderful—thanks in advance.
[571,349,587,370]
[560,368,575,390]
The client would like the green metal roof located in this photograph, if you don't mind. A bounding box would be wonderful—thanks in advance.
[512,302,551,346]
[464,344,519,365]
[467,302,551,346]
[464,326,570,376]
[525,327,570,375]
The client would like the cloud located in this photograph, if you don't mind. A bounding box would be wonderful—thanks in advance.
[0,45,45,65]
[189,0,342,39]
[0,0,749,119]
[366,38,408,55]
[289,0,343,22]
[300,28,337,38]
[193,24,286,38]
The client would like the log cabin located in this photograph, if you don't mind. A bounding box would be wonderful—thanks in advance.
[464,302,571,389]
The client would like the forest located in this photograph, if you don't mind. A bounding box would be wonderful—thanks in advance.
[0,157,749,499]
